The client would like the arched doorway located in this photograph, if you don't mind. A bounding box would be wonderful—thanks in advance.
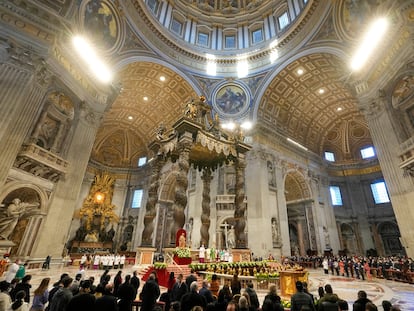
[340,223,358,255]
[378,222,405,256]
[284,170,314,256]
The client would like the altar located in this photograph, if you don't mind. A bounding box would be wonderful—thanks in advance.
[279,270,308,297]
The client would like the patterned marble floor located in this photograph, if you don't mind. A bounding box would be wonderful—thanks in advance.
[7,264,414,311]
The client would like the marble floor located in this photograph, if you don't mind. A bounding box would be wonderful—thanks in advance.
[8,264,414,311]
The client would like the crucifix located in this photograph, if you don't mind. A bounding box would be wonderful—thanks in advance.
[221,222,230,249]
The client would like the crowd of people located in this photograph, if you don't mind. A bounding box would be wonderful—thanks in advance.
[0,253,410,311]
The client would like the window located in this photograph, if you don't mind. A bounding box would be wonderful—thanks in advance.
[225,35,236,49]
[138,157,147,167]
[197,32,209,47]
[278,12,289,30]
[325,151,335,162]
[361,146,375,159]
[252,28,263,44]
[131,189,144,208]
[329,186,343,206]
[147,0,159,13]
[171,18,183,35]
[371,181,390,204]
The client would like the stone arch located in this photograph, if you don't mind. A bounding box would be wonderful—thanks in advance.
[340,223,357,255]
[378,221,404,256]
[0,181,49,256]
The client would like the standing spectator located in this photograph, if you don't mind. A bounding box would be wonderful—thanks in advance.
[318,284,339,311]
[11,275,32,303]
[167,272,176,296]
[171,274,187,303]
[209,274,220,298]
[0,281,11,311]
[216,285,232,311]
[382,300,392,311]
[352,290,371,311]
[15,262,27,281]
[66,280,95,311]
[5,260,20,283]
[130,271,140,300]
[120,255,126,269]
[199,280,214,304]
[46,274,69,311]
[10,290,29,311]
[303,282,314,302]
[30,277,50,311]
[230,274,241,296]
[113,271,123,296]
[185,271,197,292]
[117,275,136,311]
[261,284,284,311]
[49,277,73,311]
[94,284,119,311]
[338,300,349,311]
[290,281,315,311]
[322,258,329,275]
[140,273,160,311]
[365,303,378,311]
[180,281,207,311]
[244,281,259,310]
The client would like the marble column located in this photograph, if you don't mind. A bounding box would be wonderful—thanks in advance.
[31,103,103,258]
[370,222,385,256]
[141,155,164,246]
[200,168,212,246]
[275,159,290,256]
[297,220,306,256]
[359,93,414,257]
[17,215,43,257]
[0,46,52,186]
[171,132,192,238]
[234,154,247,248]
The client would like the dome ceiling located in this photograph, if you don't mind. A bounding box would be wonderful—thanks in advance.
[258,53,372,162]
[91,62,198,167]
[92,53,372,168]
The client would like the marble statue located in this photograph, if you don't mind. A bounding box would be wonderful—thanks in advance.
[0,198,39,240]
[227,226,235,248]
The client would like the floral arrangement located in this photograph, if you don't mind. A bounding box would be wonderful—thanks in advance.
[174,247,191,258]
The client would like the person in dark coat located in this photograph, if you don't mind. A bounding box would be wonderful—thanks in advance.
[199,280,214,304]
[185,270,197,292]
[261,284,284,311]
[11,275,31,303]
[244,281,259,310]
[66,280,96,311]
[230,274,241,296]
[318,284,339,311]
[113,271,123,296]
[95,284,119,311]
[130,271,140,300]
[117,275,136,311]
[290,281,315,311]
[49,277,73,311]
[352,290,372,311]
[171,274,187,303]
[140,273,160,311]
[180,281,207,311]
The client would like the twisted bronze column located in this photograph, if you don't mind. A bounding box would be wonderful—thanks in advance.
[141,155,163,246]
[200,168,213,246]
[171,136,192,239]
[234,156,247,248]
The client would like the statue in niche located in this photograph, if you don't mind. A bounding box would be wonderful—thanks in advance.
[227,226,235,249]
[271,218,280,245]
[267,161,276,187]
[0,198,39,240]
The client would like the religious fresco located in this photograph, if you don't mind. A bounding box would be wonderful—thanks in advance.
[82,0,118,49]
[213,82,250,117]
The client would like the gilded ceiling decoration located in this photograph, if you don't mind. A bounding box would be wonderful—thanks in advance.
[91,62,198,167]
[258,53,372,162]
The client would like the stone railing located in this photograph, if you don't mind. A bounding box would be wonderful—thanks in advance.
[14,143,69,182]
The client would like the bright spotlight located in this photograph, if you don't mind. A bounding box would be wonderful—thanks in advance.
[350,17,388,71]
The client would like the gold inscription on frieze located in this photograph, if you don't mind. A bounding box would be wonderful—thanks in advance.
[0,12,54,43]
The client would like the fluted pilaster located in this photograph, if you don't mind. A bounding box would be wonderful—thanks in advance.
[200,168,213,246]
[0,53,51,186]
[31,103,103,258]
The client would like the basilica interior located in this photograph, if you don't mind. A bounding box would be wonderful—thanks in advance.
[0,0,413,262]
